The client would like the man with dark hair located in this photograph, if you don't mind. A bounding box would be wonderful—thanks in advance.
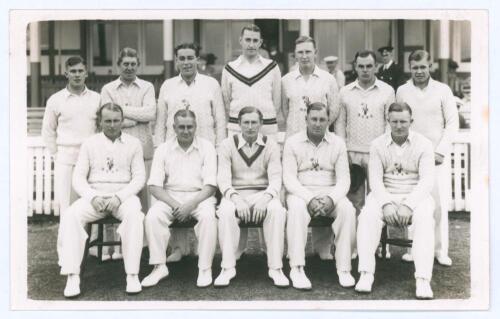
[355,102,436,299]
[142,109,218,288]
[42,56,101,263]
[155,42,227,263]
[282,36,341,260]
[335,50,395,216]
[283,102,356,290]
[58,103,146,297]
[376,46,405,91]
[396,49,458,266]
[215,106,288,288]
[221,24,281,137]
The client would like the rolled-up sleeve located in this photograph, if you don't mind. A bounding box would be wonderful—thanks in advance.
[282,140,315,203]
[328,140,350,204]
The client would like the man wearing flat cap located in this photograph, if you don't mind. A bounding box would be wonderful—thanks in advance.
[376,46,405,91]
[324,55,345,89]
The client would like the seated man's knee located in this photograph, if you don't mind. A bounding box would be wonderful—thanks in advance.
[217,200,236,220]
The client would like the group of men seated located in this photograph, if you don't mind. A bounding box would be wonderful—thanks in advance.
[58,101,436,300]
[42,24,457,301]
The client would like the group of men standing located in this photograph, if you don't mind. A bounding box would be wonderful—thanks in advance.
[41,23,458,300]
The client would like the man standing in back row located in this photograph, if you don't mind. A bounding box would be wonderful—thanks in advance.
[42,56,101,263]
[221,24,281,137]
[396,50,458,266]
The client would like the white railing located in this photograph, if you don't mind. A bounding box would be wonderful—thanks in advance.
[26,132,472,217]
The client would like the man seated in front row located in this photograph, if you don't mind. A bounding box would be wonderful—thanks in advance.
[216,106,288,288]
[355,102,436,299]
[283,102,356,290]
[58,103,146,297]
[142,109,218,288]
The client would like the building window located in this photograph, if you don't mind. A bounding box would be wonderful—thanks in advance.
[344,21,366,64]
[144,21,163,66]
[91,21,113,67]
[315,20,339,63]
[371,20,392,59]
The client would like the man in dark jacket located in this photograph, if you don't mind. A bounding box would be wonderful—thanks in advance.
[376,46,405,91]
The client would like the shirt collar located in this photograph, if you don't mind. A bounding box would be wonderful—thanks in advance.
[351,79,381,91]
[411,77,436,91]
[172,136,200,153]
[116,76,142,89]
[234,54,265,68]
[237,133,265,150]
[384,130,414,146]
[63,86,89,98]
[100,132,124,144]
[293,65,321,80]
[177,72,199,85]
[384,60,394,69]
[299,130,333,145]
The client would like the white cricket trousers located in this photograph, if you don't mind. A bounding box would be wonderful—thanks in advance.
[217,190,286,269]
[58,195,144,275]
[144,191,217,270]
[357,193,435,280]
[286,194,356,271]
[433,158,451,258]
[55,152,79,265]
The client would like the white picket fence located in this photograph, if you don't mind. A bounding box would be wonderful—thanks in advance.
[26,132,472,217]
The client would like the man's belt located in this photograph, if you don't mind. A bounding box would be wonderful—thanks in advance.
[228,117,277,125]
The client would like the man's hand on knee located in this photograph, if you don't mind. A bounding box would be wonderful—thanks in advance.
[231,194,251,223]
[252,193,272,223]
[396,204,413,227]
[104,196,121,215]
[173,201,197,222]
[91,196,108,213]
[382,203,399,227]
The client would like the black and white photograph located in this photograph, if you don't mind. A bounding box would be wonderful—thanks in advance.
[8,8,489,312]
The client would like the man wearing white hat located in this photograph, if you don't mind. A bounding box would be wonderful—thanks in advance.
[324,55,345,89]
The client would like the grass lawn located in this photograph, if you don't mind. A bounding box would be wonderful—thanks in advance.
[27,212,470,301]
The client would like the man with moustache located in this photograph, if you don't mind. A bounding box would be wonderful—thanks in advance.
[42,56,101,262]
[355,102,436,299]
[154,42,227,263]
[281,36,340,261]
[142,110,218,288]
[284,102,356,290]
[396,50,458,266]
[58,103,145,297]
